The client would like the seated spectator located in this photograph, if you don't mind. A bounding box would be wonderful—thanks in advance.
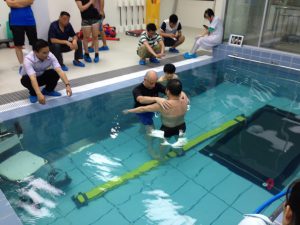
[20,39,72,104]
[160,14,185,53]
[158,63,178,85]
[238,179,300,225]
[184,8,223,59]
[48,11,85,71]
[137,23,165,65]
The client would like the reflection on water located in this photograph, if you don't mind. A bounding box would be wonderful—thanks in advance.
[84,153,122,182]
[143,190,197,225]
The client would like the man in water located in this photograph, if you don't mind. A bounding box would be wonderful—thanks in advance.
[124,79,188,159]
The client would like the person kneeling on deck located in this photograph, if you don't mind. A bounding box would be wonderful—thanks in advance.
[124,79,188,159]
[20,39,72,104]
[137,23,165,65]
[48,11,85,71]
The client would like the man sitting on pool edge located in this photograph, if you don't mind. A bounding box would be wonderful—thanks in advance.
[124,79,188,159]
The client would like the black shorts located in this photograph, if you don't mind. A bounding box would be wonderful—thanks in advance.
[10,25,37,46]
[160,123,186,138]
[163,37,176,47]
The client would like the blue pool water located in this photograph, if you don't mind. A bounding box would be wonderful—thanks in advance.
[1,58,300,225]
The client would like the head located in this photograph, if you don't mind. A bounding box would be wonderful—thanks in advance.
[33,39,50,61]
[169,14,178,28]
[163,64,176,75]
[146,23,157,38]
[283,179,300,225]
[143,70,158,89]
[204,8,214,22]
[59,11,70,27]
[166,79,182,97]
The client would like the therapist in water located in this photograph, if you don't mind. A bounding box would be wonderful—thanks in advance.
[184,8,223,59]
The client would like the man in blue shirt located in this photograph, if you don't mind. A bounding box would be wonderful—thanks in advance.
[48,11,85,71]
[5,0,37,69]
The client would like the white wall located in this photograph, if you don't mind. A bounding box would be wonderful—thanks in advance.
[175,0,215,28]
[0,1,10,39]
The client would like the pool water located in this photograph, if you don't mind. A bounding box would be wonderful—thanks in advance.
[1,58,300,225]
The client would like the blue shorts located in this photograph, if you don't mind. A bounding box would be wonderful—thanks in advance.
[136,112,154,125]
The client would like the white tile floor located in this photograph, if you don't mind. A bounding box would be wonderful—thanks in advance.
[0,27,203,95]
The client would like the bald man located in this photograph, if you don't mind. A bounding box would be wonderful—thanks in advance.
[132,70,169,129]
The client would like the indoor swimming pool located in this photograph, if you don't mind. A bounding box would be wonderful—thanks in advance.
[1,58,300,225]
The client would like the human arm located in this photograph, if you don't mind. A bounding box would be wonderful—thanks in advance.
[54,68,72,97]
[123,103,161,114]
[136,96,171,110]
[157,39,165,58]
[159,22,176,39]
[76,0,94,12]
[99,0,105,17]
[5,0,33,8]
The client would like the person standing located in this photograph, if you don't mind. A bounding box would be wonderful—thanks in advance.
[75,0,101,63]
[88,0,109,52]
[5,0,38,72]
[20,39,72,104]
[48,11,85,71]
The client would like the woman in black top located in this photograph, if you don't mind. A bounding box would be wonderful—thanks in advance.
[75,0,101,63]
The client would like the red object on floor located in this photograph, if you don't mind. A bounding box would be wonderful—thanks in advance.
[266,178,275,190]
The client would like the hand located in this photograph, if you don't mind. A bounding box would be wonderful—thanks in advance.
[156,98,171,110]
[37,93,46,105]
[100,11,105,18]
[156,53,165,59]
[72,40,78,50]
[122,109,129,114]
[66,86,72,97]
[169,33,176,39]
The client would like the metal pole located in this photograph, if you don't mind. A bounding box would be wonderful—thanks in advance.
[258,0,269,47]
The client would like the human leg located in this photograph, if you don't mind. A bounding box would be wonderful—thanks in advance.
[91,22,100,62]
[41,69,60,93]
[11,26,26,64]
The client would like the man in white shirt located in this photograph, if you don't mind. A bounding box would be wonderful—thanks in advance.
[184,8,223,59]
[160,14,185,53]
[20,39,72,104]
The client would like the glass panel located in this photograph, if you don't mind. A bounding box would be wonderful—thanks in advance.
[261,0,300,54]
[223,0,266,46]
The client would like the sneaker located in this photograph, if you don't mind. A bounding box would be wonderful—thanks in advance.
[94,55,99,63]
[19,66,22,75]
[169,48,179,53]
[99,46,109,51]
[61,65,69,71]
[73,60,85,67]
[83,54,92,63]
[149,57,160,64]
[88,47,94,53]
[29,95,37,103]
[42,88,62,97]
[183,52,198,59]
[139,59,146,65]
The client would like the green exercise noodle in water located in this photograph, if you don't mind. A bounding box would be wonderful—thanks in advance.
[72,115,246,207]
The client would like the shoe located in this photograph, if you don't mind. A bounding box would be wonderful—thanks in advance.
[42,88,62,97]
[73,60,85,67]
[183,52,198,59]
[99,46,109,51]
[94,56,99,63]
[149,57,160,63]
[19,66,22,75]
[169,48,179,53]
[88,47,94,53]
[139,59,146,65]
[61,65,69,71]
[83,55,92,63]
[29,95,37,103]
